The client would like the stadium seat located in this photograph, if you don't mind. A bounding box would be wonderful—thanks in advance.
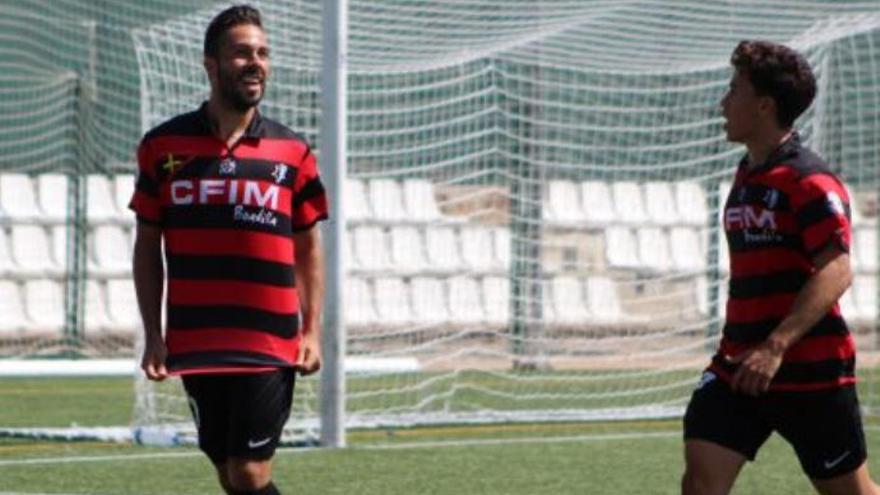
[344,277,377,326]
[545,180,585,225]
[586,276,624,323]
[460,226,495,272]
[482,276,510,326]
[854,227,877,273]
[23,279,65,334]
[84,279,110,334]
[670,227,705,272]
[853,274,878,321]
[0,281,26,334]
[0,174,41,221]
[551,276,590,323]
[425,225,462,272]
[605,226,640,270]
[492,227,511,270]
[345,178,372,222]
[11,225,59,277]
[0,227,16,276]
[38,173,69,223]
[351,226,391,272]
[410,277,449,324]
[716,228,730,274]
[51,225,68,271]
[402,179,443,222]
[389,226,428,273]
[369,178,406,223]
[675,182,708,226]
[87,174,122,224]
[448,275,485,324]
[637,227,671,272]
[839,286,858,323]
[580,181,616,226]
[105,279,140,333]
[612,181,648,225]
[644,182,678,225]
[114,174,136,224]
[90,225,131,277]
[373,277,413,325]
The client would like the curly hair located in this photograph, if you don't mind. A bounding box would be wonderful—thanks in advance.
[203,5,263,58]
[731,40,816,128]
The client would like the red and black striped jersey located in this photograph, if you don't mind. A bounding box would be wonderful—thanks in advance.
[708,133,855,392]
[129,103,328,375]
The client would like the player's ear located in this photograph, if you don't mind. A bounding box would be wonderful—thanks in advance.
[759,96,778,125]
[203,56,218,82]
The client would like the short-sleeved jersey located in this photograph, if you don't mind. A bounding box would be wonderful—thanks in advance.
[708,133,855,392]
[130,103,328,375]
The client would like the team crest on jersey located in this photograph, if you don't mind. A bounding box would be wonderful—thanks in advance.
[219,158,237,176]
[161,153,189,176]
[271,163,288,184]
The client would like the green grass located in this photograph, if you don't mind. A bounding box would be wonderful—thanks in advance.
[1,377,879,494]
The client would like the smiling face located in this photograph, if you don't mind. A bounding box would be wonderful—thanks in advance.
[720,69,770,144]
[205,24,270,112]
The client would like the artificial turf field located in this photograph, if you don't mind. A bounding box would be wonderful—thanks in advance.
[1,377,878,494]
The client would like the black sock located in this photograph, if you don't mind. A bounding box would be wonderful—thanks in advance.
[230,481,280,495]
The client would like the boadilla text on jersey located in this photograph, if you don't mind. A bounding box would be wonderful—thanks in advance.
[130,103,328,374]
[708,133,855,392]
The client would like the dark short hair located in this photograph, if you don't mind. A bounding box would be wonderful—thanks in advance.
[731,40,816,128]
[204,5,263,57]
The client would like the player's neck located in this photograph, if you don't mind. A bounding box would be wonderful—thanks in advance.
[205,97,257,148]
[745,127,792,169]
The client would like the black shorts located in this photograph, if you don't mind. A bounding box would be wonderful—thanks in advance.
[182,369,295,465]
[683,371,866,479]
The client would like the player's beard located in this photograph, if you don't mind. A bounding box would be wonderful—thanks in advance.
[217,63,265,112]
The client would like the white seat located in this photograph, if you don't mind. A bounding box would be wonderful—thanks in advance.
[854,227,876,273]
[551,276,590,323]
[425,226,462,272]
[389,226,428,273]
[373,277,413,325]
[410,277,449,324]
[637,227,671,271]
[90,225,131,277]
[644,182,678,225]
[114,174,136,225]
[352,226,391,272]
[670,227,705,272]
[0,174,41,221]
[717,229,730,274]
[87,175,122,223]
[586,276,623,323]
[853,275,878,321]
[11,225,59,277]
[51,225,68,272]
[105,279,140,333]
[402,179,442,222]
[612,181,648,225]
[605,227,640,270]
[492,227,510,270]
[0,281,26,334]
[23,279,65,334]
[482,276,510,326]
[448,276,484,324]
[344,277,377,326]
[84,279,111,334]
[0,228,15,276]
[545,180,584,225]
[676,182,708,226]
[345,178,371,222]
[460,226,495,271]
[38,174,69,223]
[839,287,858,323]
[369,179,406,222]
[580,181,616,226]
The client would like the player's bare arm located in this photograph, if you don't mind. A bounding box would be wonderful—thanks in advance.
[729,245,852,396]
[293,225,325,375]
[133,222,167,381]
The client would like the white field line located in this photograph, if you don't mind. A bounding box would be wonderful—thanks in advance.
[0,430,679,469]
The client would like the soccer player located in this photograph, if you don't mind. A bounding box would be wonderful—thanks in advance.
[130,5,327,495]
[681,40,879,495]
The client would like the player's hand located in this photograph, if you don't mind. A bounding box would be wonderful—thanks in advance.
[141,336,168,381]
[295,329,321,376]
[726,342,784,396]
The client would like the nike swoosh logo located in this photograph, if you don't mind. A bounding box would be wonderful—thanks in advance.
[248,437,273,449]
[823,450,851,470]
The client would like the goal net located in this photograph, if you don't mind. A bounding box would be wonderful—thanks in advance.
[2,0,879,443]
